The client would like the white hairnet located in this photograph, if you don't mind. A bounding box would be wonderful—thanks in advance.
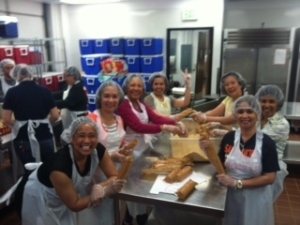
[0,58,15,69]
[96,80,124,108]
[64,66,82,81]
[148,73,169,91]
[255,85,285,110]
[122,74,146,96]
[220,71,246,94]
[233,95,261,118]
[60,117,99,144]
[10,64,33,81]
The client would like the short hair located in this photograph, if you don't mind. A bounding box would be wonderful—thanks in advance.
[148,73,169,92]
[220,71,247,94]
[95,80,124,108]
[122,74,146,97]
[64,66,81,81]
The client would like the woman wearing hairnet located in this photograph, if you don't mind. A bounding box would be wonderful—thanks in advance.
[78,80,129,225]
[116,74,188,225]
[0,58,17,102]
[256,85,290,202]
[52,66,88,129]
[20,117,126,225]
[200,95,279,225]
[3,64,59,165]
[144,71,191,121]
[192,71,247,137]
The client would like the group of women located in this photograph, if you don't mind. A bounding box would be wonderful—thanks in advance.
[0,58,290,225]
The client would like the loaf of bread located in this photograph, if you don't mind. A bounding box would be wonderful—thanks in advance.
[164,167,181,183]
[117,156,134,179]
[119,140,138,155]
[176,179,198,200]
[179,108,194,118]
[175,166,193,182]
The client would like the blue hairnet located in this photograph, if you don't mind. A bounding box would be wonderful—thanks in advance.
[148,73,169,92]
[255,85,285,110]
[220,71,246,94]
[60,117,99,144]
[10,64,33,81]
[96,80,124,108]
[64,66,81,81]
[122,74,146,96]
[233,95,261,118]
[0,58,15,69]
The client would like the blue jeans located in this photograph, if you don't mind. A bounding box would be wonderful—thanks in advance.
[13,138,55,165]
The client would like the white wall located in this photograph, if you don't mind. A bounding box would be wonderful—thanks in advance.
[0,0,45,38]
[55,0,224,94]
[224,1,300,29]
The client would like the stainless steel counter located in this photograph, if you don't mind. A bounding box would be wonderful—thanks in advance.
[113,138,227,225]
[281,102,300,120]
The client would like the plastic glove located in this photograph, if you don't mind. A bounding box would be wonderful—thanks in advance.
[199,139,211,153]
[191,112,206,123]
[118,146,133,157]
[210,129,228,137]
[110,151,126,163]
[207,122,221,130]
[90,184,105,207]
[176,122,188,136]
[170,114,182,122]
[181,69,191,87]
[103,179,126,197]
[162,124,182,135]
[216,174,236,188]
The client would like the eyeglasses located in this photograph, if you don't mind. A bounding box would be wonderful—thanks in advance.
[236,109,255,114]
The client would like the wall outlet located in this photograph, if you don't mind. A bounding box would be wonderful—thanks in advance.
[182,9,198,21]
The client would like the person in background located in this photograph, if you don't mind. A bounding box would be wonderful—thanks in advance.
[0,58,16,102]
[3,64,59,165]
[117,74,188,225]
[53,66,88,130]
[144,71,191,121]
[79,80,130,225]
[255,85,290,202]
[19,117,126,225]
[200,95,279,225]
[192,71,247,135]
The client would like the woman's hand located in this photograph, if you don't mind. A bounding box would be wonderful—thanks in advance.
[118,146,133,157]
[207,122,220,130]
[191,112,207,123]
[90,184,105,207]
[162,124,182,135]
[199,139,211,153]
[176,121,188,137]
[170,113,182,122]
[181,69,191,87]
[103,179,126,197]
[210,129,228,137]
[216,174,236,188]
[110,151,126,163]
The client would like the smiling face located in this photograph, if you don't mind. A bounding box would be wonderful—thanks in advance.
[259,96,278,119]
[100,86,120,113]
[127,77,144,101]
[152,77,166,96]
[236,102,258,130]
[72,124,98,157]
[224,76,243,100]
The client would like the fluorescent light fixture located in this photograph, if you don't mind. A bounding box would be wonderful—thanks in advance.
[60,0,121,4]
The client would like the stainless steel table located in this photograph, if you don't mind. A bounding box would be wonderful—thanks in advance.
[281,102,300,120]
[113,138,227,225]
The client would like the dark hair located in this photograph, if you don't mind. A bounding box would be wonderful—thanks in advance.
[148,73,169,92]
[220,71,247,94]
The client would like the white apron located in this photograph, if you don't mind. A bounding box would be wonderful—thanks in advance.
[12,118,54,162]
[60,86,88,129]
[223,130,274,225]
[0,76,15,95]
[22,145,99,225]
[124,97,155,159]
[78,113,126,225]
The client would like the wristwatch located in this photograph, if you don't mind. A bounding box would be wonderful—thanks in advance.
[236,179,243,189]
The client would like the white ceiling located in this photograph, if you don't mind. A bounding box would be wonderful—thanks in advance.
[25,0,138,4]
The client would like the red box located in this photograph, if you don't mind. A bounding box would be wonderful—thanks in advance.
[13,45,30,64]
[0,45,14,61]
[52,74,64,92]
[29,46,43,65]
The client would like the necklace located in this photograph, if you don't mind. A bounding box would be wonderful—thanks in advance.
[239,143,245,152]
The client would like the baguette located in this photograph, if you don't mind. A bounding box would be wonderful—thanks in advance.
[176,179,198,200]
[175,166,193,182]
[119,140,138,155]
[199,125,226,174]
[164,167,181,183]
[142,165,181,175]
[179,108,194,118]
[117,156,134,179]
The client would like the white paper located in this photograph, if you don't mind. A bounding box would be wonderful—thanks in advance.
[150,172,207,195]
[273,49,287,65]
